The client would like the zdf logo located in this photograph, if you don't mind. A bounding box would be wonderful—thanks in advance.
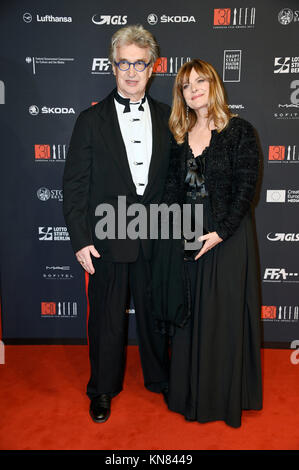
[92,15,127,25]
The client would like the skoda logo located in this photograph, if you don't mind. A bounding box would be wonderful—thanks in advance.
[147,14,158,25]
[29,105,39,116]
[23,12,33,23]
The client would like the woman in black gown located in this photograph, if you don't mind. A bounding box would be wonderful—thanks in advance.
[152,59,263,428]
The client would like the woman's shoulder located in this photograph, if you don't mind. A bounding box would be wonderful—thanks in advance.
[218,116,256,144]
[226,116,255,134]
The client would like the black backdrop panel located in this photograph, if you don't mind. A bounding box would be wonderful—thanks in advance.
[1,0,299,346]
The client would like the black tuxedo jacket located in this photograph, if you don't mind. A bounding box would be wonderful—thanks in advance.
[63,89,172,262]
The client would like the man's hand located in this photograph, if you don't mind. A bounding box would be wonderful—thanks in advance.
[76,245,101,274]
[194,232,223,260]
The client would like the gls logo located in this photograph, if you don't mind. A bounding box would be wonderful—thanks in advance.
[267,233,299,242]
[92,15,127,25]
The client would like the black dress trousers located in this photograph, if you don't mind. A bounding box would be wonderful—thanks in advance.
[86,245,170,399]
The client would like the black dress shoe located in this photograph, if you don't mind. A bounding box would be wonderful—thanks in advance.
[89,394,111,423]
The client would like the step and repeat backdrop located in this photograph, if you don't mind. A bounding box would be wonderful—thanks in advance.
[0,0,299,346]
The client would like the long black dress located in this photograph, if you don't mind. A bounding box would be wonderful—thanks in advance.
[166,135,263,428]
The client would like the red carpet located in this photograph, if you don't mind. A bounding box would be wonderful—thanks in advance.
[0,346,298,450]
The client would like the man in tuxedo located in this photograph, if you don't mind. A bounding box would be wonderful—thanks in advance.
[63,25,171,423]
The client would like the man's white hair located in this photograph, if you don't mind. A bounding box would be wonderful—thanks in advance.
[109,24,159,64]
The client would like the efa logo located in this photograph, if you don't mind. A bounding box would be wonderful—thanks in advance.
[41,301,77,317]
[261,306,276,319]
[153,58,168,74]
[269,146,285,160]
[214,7,256,26]
[35,144,66,161]
[35,144,51,160]
[214,8,231,25]
[41,302,56,315]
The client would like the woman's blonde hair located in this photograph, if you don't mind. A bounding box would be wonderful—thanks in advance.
[169,59,235,144]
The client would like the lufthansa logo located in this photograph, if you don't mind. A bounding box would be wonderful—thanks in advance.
[23,12,32,23]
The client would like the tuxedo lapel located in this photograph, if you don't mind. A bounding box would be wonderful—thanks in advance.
[96,90,137,196]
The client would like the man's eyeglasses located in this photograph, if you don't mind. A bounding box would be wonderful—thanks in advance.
[114,60,151,72]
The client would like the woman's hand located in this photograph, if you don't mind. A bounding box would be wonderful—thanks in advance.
[194,232,223,260]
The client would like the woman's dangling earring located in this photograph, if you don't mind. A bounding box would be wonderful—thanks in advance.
[186,105,189,123]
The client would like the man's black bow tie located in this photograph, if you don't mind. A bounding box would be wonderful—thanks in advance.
[114,90,146,113]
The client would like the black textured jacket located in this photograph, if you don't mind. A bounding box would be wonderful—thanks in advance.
[163,116,260,240]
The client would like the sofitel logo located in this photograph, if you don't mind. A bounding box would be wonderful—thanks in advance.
[261,305,299,322]
[41,302,77,317]
[213,7,256,28]
[43,266,74,280]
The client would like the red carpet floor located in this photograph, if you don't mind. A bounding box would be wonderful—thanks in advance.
[0,346,298,450]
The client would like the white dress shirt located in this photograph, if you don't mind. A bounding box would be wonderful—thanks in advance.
[114,93,152,196]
